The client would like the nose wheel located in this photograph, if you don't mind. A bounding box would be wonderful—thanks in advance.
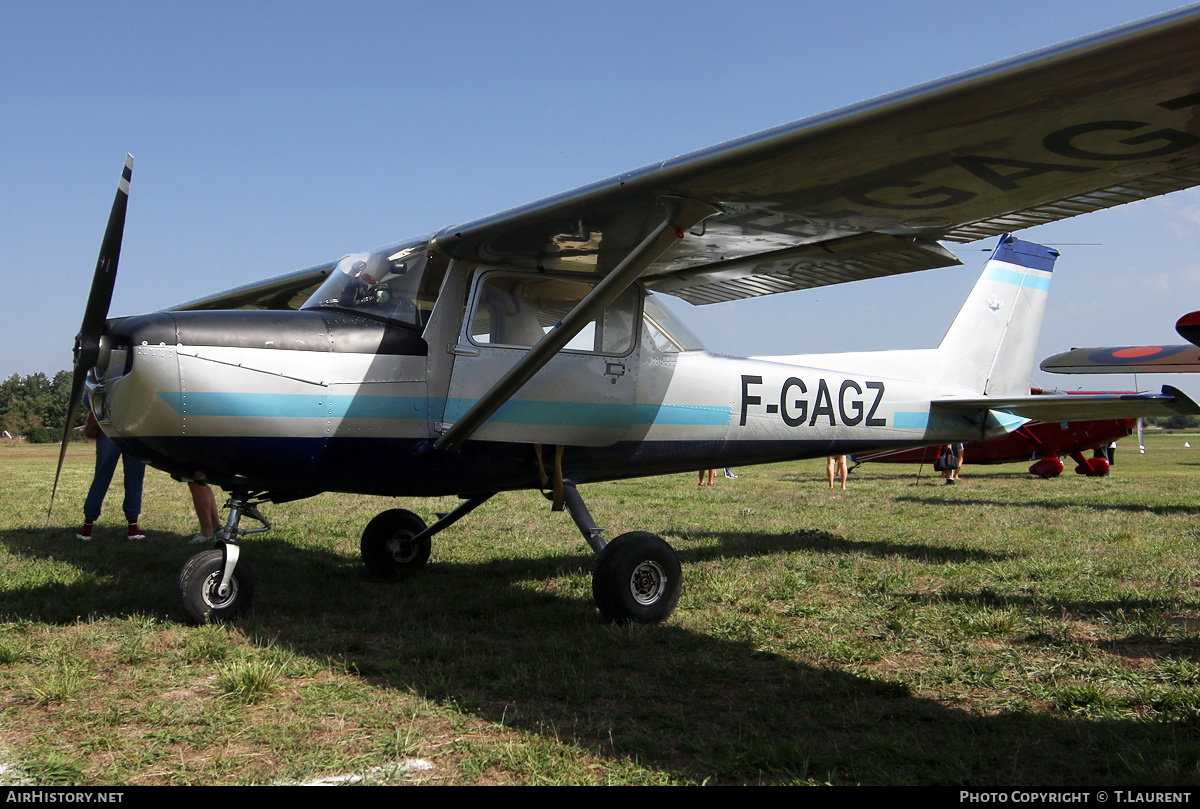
[177,491,269,624]
[179,548,255,624]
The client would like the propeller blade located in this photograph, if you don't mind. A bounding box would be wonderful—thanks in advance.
[48,155,133,524]
[1138,417,1146,454]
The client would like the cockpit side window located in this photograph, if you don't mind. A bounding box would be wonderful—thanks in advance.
[641,293,705,353]
[467,273,639,356]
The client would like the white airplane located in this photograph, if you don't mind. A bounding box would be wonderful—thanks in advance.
[54,6,1200,624]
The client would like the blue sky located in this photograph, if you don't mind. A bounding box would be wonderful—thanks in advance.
[6,0,1200,400]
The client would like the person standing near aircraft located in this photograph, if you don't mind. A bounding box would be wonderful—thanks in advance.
[188,478,221,544]
[938,443,964,485]
[77,410,146,541]
[827,456,848,490]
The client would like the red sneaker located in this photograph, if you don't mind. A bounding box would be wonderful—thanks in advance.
[127,523,146,541]
[76,522,94,541]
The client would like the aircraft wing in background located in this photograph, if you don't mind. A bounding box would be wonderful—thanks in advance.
[1042,311,1200,374]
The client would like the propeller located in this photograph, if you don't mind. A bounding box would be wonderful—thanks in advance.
[47,155,133,523]
[1137,417,1146,454]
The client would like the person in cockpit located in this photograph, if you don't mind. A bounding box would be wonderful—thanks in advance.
[340,261,391,309]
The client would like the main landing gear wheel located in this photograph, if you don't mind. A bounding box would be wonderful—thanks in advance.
[179,549,256,625]
[361,509,430,579]
[592,531,682,623]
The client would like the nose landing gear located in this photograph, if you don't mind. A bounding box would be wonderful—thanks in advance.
[178,491,270,624]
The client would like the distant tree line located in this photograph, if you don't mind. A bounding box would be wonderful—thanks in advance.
[0,371,86,443]
[1144,414,1200,430]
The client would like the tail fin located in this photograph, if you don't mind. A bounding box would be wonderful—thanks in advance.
[937,234,1059,396]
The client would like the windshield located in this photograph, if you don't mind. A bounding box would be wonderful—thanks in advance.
[301,238,444,329]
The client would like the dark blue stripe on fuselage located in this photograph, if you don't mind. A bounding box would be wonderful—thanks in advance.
[112,433,929,501]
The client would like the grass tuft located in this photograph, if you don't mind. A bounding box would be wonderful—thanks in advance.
[216,660,283,704]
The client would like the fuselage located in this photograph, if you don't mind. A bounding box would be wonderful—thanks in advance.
[88,258,1013,502]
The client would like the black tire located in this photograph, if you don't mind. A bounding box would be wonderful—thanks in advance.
[361,509,430,579]
[179,549,255,625]
[592,531,682,623]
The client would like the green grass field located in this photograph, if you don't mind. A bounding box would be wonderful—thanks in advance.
[2,436,1199,785]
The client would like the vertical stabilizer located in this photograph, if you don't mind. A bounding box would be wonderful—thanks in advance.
[937,234,1059,396]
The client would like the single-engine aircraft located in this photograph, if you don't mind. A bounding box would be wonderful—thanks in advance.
[853,394,1138,478]
[53,6,1200,624]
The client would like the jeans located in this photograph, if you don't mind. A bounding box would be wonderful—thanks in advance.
[82,433,146,522]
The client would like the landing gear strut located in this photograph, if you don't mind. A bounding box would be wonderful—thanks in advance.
[178,491,270,624]
[357,485,683,623]
[562,483,682,623]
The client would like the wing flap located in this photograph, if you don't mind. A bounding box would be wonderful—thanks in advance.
[643,234,960,305]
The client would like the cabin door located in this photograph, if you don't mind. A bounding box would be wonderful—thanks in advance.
[443,270,641,446]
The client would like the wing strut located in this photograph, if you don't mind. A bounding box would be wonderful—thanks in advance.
[433,196,717,452]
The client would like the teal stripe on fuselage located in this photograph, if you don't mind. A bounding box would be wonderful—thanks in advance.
[983,265,1052,291]
[895,409,1030,432]
[894,411,979,431]
[157,392,731,427]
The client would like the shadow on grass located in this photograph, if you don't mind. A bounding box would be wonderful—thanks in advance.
[895,494,1200,517]
[671,528,1013,564]
[0,525,1197,784]
[902,589,1200,659]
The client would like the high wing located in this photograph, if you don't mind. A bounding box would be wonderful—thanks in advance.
[174,6,1200,312]
[431,5,1200,305]
[933,386,1200,421]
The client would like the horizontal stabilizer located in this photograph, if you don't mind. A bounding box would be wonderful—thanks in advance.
[932,386,1200,422]
[1041,345,1200,374]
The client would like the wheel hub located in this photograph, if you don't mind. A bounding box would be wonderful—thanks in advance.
[387,533,418,564]
[203,571,239,610]
[629,560,666,605]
